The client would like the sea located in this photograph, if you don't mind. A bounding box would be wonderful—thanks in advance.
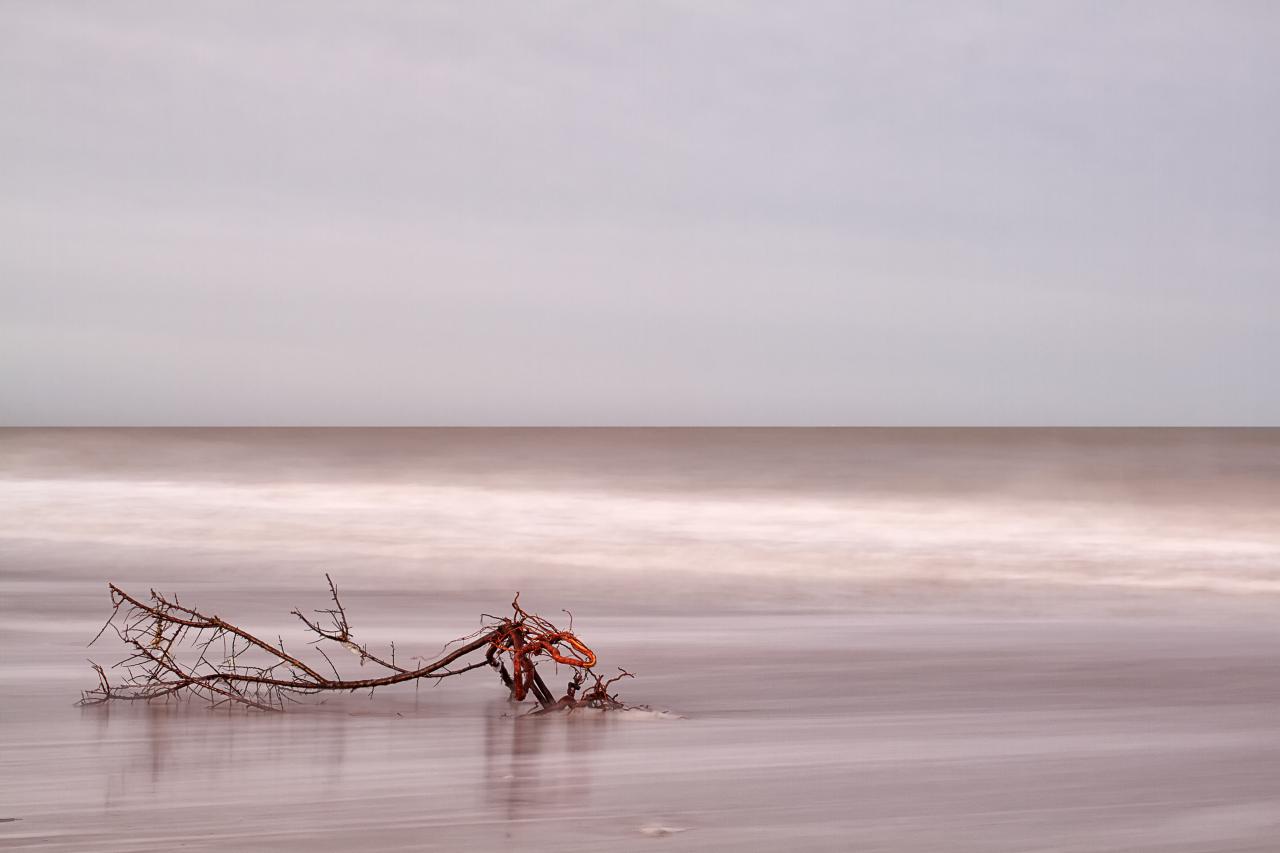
[1,428,1277,851]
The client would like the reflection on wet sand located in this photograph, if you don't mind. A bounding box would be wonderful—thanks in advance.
[484,709,606,823]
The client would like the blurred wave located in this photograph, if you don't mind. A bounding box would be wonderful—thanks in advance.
[2,428,1277,598]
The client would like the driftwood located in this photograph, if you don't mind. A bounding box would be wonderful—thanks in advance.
[80,576,632,713]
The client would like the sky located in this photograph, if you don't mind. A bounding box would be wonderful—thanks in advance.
[1,1,1277,425]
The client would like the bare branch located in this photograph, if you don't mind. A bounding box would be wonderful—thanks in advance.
[80,579,631,714]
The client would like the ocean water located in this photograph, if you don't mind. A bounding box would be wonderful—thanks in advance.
[1,428,1278,851]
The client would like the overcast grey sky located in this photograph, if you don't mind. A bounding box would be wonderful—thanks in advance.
[1,1,1276,425]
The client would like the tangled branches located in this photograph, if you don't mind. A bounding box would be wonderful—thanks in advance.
[80,577,633,713]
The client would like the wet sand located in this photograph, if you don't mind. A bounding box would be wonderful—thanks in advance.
[2,429,1279,851]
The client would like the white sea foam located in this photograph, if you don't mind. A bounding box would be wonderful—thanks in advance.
[2,474,1278,596]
